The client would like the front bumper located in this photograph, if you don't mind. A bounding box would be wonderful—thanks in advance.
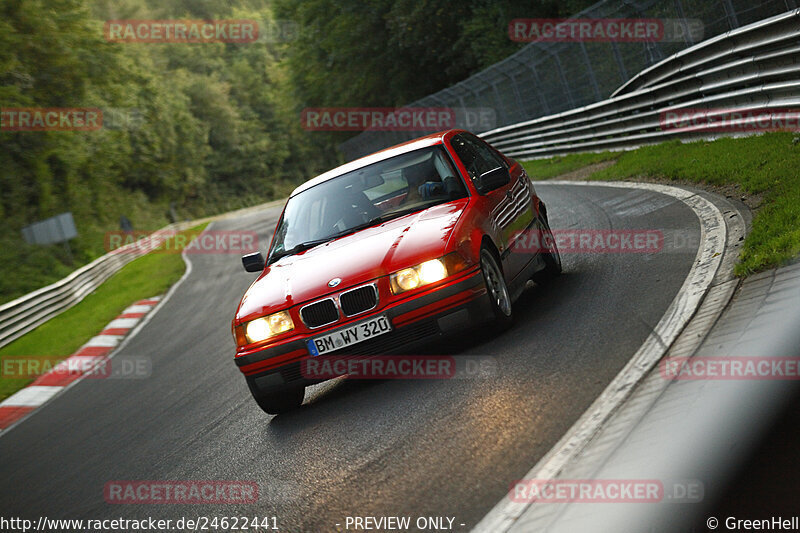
[237,269,493,394]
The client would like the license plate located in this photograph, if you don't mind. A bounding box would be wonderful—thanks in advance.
[307,315,392,356]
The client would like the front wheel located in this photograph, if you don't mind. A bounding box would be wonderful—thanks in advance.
[252,385,305,415]
[480,247,513,326]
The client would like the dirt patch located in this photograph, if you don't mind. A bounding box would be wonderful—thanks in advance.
[545,160,617,181]
[545,160,763,213]
[612,175,764,213]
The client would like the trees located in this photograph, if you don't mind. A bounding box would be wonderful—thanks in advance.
[0,0,317,302]
[273,0,596,108]
[0,0,596,302]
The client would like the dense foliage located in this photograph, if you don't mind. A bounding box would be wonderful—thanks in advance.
[0,0,592,302]
[274,0,594,107]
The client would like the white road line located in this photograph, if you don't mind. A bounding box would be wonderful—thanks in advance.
[473,180,727,533]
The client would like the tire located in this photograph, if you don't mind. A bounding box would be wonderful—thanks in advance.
[480,246,513,326]
[532,213,562,284]
[252,385,305,415]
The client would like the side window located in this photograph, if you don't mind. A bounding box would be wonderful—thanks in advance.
[451,134,506,181]
[465,134,507,171]
[450,134,480,179]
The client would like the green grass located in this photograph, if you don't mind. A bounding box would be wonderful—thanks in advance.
[520,151,618,180]
[521,132,800,276]
[0,223,208,401]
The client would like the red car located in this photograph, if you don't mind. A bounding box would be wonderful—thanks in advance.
[232,130,561,414]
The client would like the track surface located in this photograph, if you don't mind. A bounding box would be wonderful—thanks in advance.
[0,184,700,531]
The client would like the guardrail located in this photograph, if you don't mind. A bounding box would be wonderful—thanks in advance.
[0,197,284,351]
[0,222,196,349]
[338,0,795,161]
[480,9,800,159]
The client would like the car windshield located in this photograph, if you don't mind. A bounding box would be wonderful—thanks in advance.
[268,146,467,263]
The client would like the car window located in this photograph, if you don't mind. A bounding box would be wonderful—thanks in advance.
[362,169,407,201]
[269,146,468,261]
[451,133,506,180]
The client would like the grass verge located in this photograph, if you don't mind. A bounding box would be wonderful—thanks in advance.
[0,223,208,401]
[521,132,800,276]
[521,151,618,180]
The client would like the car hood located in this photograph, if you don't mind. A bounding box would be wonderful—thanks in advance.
[236,199,468,321]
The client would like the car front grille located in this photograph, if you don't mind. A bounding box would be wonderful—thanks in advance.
[300,299,339,328]
[340,285,378,316]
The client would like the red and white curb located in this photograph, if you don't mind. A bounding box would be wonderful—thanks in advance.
[0,296,162,432]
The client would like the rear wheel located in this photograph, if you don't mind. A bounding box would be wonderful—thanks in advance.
[480,247,513,326]
[532,212,562,284]
[251,385,305,415]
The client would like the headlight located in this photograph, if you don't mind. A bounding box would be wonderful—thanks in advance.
[241,310,294,344]
[394,267,422,292]
[418,259,447,283]
[390,253,469,294]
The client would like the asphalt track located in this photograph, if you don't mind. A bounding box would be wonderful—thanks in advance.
[0,183,702,531]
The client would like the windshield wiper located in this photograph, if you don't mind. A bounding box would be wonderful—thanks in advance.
[268,238,333,263]
[268,206,431,264]
[345,209,417,233]
[327,207,427,239]
[376,206,429,221]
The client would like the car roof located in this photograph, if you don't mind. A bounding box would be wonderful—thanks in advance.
[290,129,463,197]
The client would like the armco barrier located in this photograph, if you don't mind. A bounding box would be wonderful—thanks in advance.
[480,10,800,159]
[0,198,284,351]
[339,0,797,160]
[0,222,196,349]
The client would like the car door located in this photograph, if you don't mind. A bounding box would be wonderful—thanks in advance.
[472,135,537,278]
[450,133,533,281]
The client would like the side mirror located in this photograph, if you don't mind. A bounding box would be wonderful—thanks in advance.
[475,167,510,194]
[242,252,266,272]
